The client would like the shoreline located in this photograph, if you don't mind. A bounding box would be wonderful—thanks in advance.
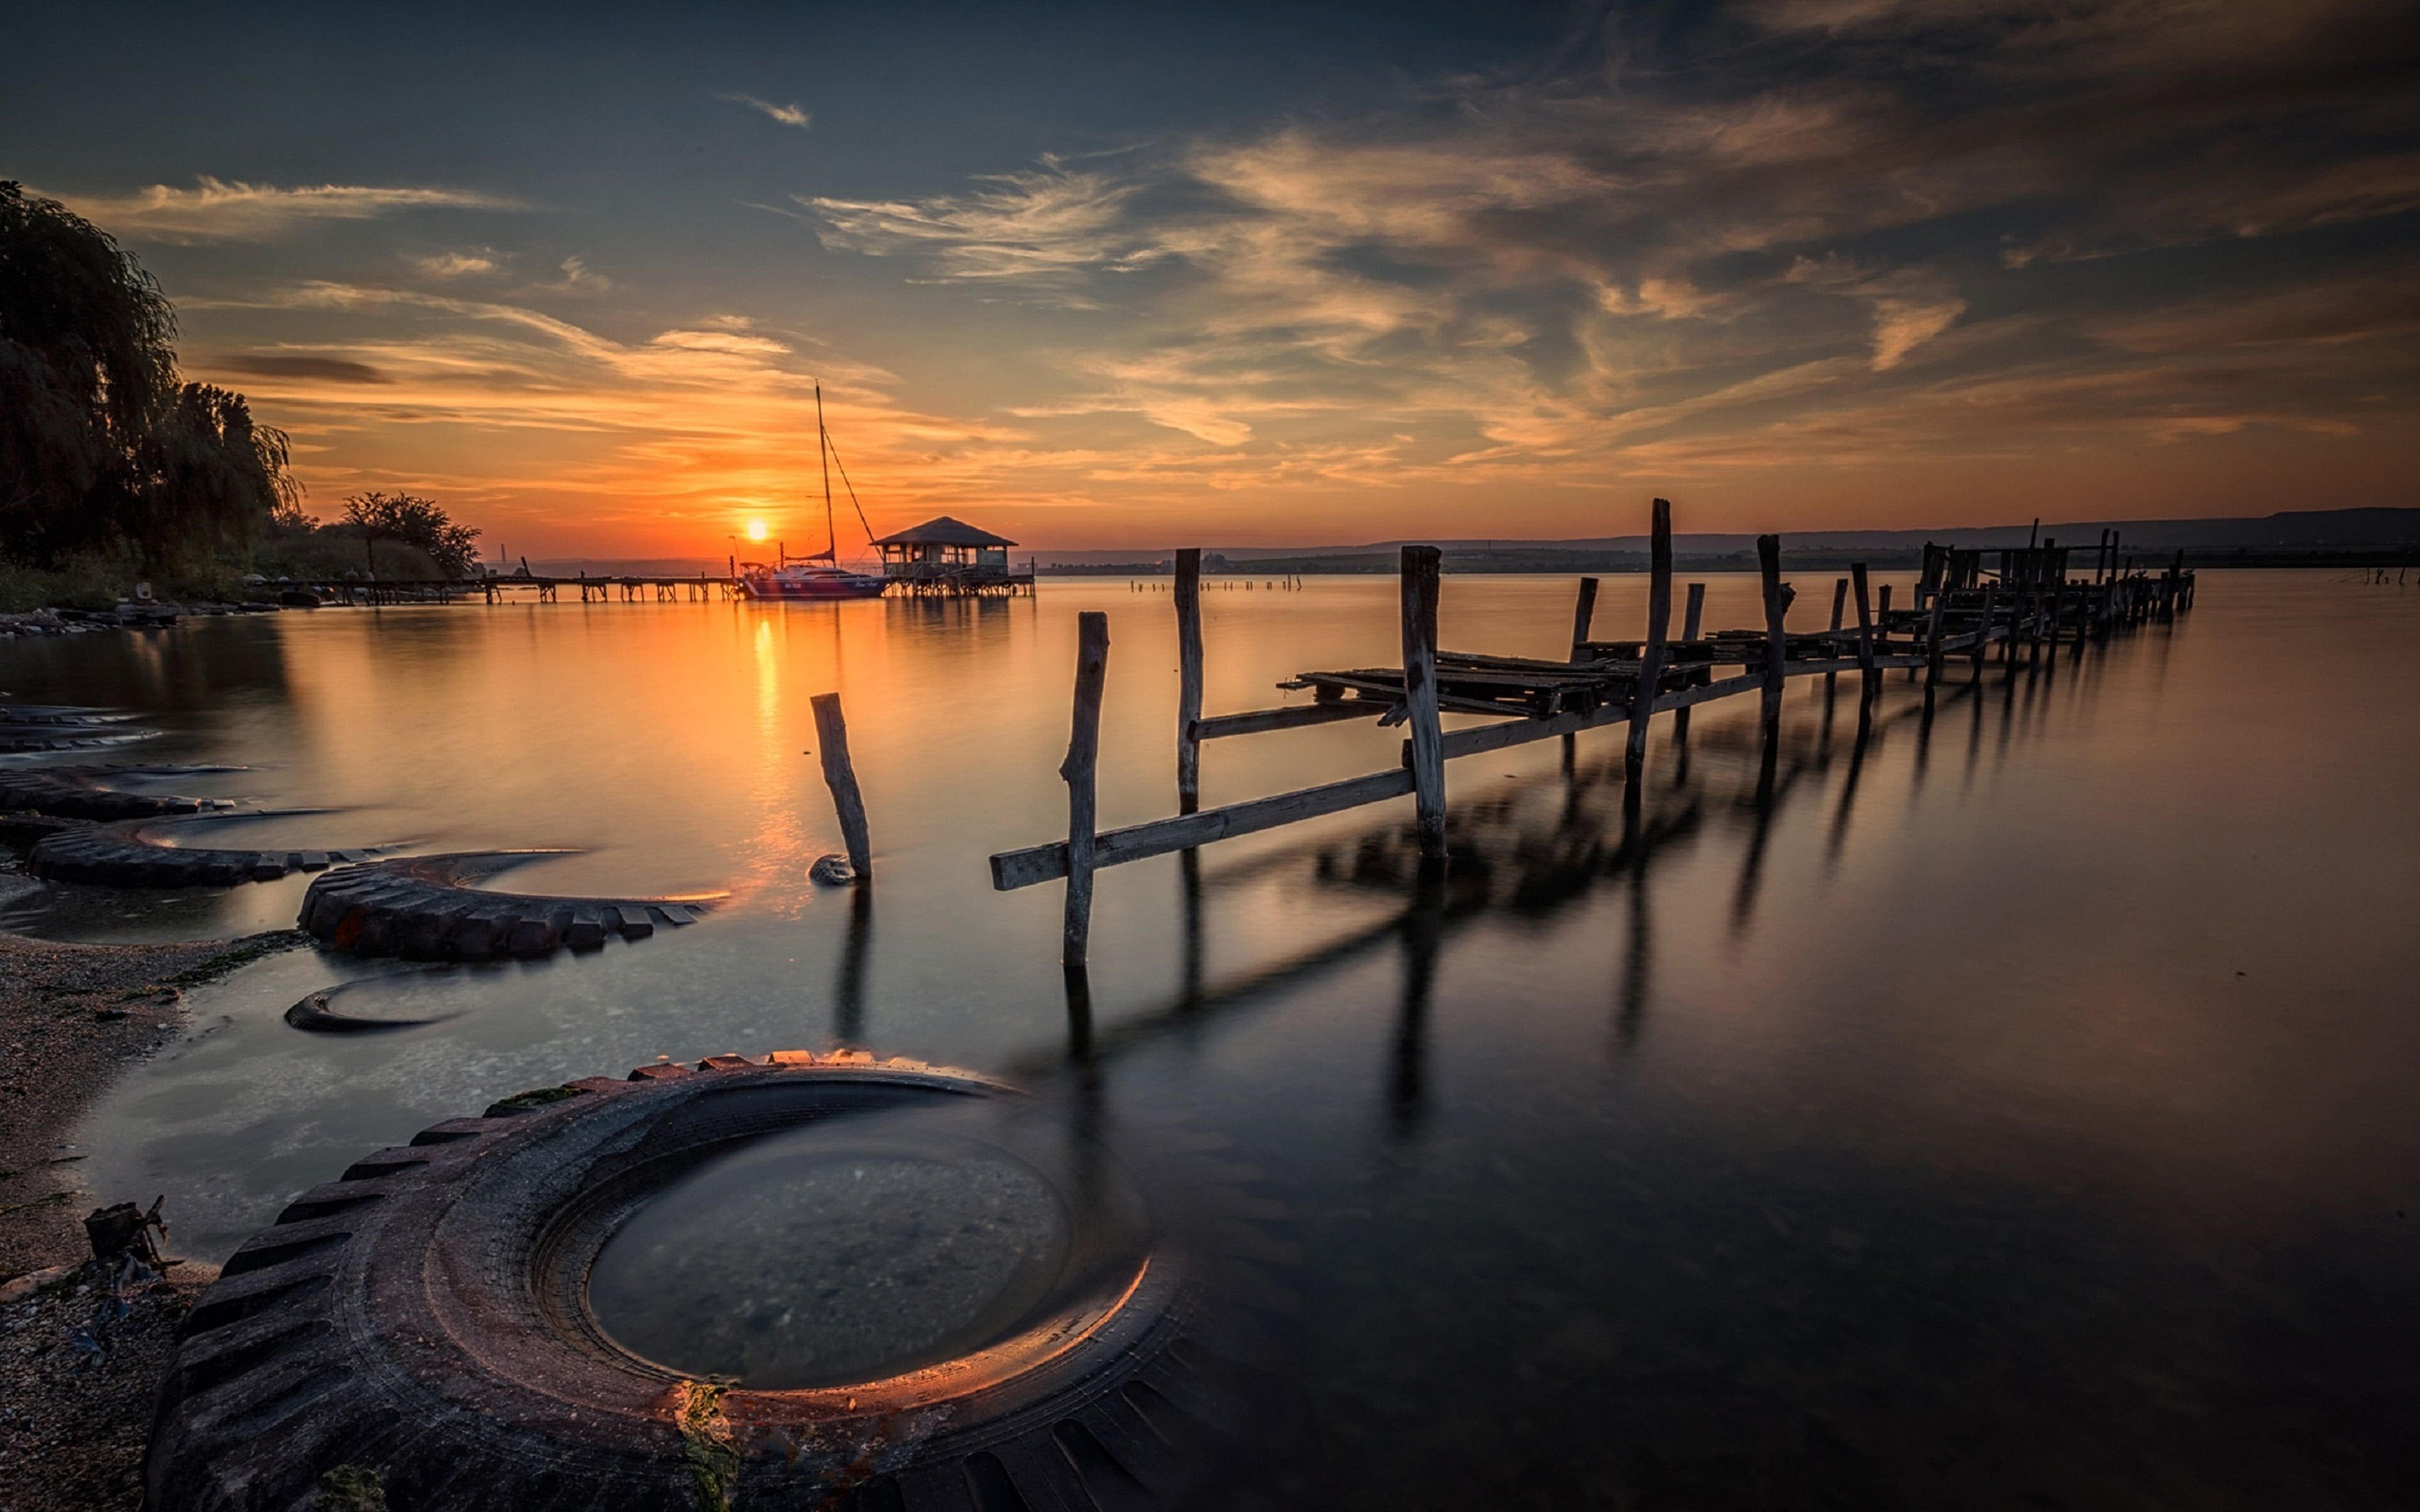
[0,906,305,1511]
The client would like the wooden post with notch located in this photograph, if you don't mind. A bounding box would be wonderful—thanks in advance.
[1175,548,1203,815]
[1757,535,1786,733]
[809,692,873,883]
[1401,546,1447,861]
[1626,500,1673,773]
[1060,612,1110,965]
[1567,576,1599,662]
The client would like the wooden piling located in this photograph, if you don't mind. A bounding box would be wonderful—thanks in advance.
[1627,500,1674,773]
[808,693,874,882]
[1567,576,1600,662]
[1757,536,1785,732]
[1562,575,1599,773]
[1671,581,1707,748]
[1060,612,1110,965]
[1923,580,1949,690]
[1175,548,1204,815]
[1851,563,1878,702]
[1972,581,1997,678]
[1401,546,1448,860]
[1824,577,1848,702]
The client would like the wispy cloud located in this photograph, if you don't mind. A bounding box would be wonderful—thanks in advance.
[408,249,500,278]
[547,255,611,293]
[161,0,2420,547]
[57,177,512,243]
[719,91,811,130]
[786,0,2415,492]
[215,352,393,385]
[1785,256,1966,369]
[804,160,1160,294]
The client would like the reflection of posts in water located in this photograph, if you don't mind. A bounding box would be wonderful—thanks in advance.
[1178,845,1204,1010]
[1063,961,1095,1065]
[1964,673,1986,790]
[1390,869,1448,1139]
[1915,680,1936,783]
[833,883,873,1043]
[1732,734,1782,936]
[1826,705,1872,871]
[1615,785,1650,1055]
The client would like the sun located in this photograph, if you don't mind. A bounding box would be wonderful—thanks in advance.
[745,518,769,542]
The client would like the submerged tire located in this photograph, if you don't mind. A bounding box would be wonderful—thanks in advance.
[146,1052,1294,1511]
[26,815,385,889]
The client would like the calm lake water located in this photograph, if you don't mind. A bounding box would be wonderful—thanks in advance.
[6,570,2419,1508]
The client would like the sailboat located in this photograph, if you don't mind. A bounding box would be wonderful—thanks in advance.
[737,385,888,600]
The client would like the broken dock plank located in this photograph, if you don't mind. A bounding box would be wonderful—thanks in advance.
[1194,699,1395,740]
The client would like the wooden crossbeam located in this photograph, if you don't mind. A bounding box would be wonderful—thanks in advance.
[989,650,1933,892]
[991,768,1415,891]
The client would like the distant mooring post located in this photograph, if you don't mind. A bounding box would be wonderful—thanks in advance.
[1061,612,1110,964]
[1400,545,1448,861]
[1175,548,1204,814]
[809,692,873,883]
[1625,498,1674,775]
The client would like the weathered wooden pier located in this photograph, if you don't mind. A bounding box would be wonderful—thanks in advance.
[991,501,2195,964]
[277,573,746,606]
[276,562,1037,605]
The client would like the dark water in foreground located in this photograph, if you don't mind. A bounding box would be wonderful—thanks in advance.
[5,571,2418,1508]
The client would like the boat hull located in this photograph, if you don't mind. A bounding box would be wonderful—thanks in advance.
[741,578,887,600]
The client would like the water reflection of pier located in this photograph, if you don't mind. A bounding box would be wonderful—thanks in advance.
[1010,667,2043,1135]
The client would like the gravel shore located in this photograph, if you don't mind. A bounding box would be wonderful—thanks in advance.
[0,903,303,1512]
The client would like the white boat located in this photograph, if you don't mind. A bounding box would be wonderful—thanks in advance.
[738,386,886,600]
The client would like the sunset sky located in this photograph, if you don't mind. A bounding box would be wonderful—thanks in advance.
[9,1,2414,557]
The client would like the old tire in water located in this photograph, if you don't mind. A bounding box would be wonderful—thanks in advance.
[146,1052,1291,1511]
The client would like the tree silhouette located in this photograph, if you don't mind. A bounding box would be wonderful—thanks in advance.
[341,491,481,578]
[1,181,294,570]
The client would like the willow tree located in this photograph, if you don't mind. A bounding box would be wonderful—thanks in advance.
[0,180,294,571]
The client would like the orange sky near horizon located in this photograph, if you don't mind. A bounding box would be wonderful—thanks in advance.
[20,1,2415,558]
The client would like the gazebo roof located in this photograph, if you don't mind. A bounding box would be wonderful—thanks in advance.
[868,515,1016,548]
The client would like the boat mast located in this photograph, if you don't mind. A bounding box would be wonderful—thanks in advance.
[814,383,837,563]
